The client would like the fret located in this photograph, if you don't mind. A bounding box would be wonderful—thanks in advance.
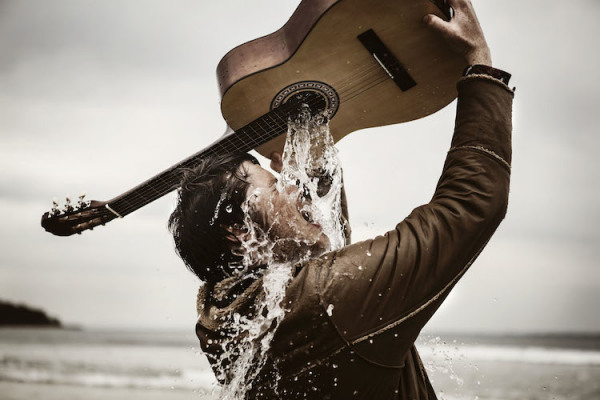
[106,94,324,217]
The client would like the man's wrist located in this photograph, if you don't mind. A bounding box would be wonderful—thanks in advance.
[465,46,491,66]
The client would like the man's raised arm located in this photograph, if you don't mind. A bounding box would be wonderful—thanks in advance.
[316,0,514,362]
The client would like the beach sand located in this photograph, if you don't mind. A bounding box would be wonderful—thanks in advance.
[0,382,217,400]
[2,359,599,400]
[427,358,600,400]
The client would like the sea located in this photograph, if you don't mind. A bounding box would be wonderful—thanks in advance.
[1,328,599,400]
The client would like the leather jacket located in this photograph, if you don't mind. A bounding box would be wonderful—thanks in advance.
[196,75,514,399]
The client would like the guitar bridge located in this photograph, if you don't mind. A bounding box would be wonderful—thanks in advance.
[357,29,417,92]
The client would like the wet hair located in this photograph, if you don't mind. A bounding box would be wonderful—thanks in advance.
[168,153,259,286]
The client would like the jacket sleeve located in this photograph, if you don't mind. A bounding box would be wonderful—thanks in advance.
[316,76,514,364]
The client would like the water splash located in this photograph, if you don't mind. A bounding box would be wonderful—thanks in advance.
[422,335,466,388]
[211,107,344,399]
[216,263,293,400]
[279,105,345,250]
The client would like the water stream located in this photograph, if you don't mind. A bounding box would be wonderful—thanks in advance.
[214,108,344,399]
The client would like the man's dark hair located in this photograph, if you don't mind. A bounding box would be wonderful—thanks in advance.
[169,153,258,286]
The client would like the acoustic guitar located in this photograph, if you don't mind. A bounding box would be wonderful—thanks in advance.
[41,0,464,236]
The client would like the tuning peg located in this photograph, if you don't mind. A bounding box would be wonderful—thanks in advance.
[77,192,89,209]
[51,198,61,216]
[63,196,74,213]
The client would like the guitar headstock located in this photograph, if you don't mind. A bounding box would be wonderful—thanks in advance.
[41,194,117,236]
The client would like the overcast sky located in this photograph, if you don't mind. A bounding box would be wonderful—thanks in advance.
[0,0,598,333]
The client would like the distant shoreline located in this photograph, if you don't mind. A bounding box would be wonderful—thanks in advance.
[0,299,62,328]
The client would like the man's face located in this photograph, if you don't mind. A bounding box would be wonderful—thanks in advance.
[240,161,330,262]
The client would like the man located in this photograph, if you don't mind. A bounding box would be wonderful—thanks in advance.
[169,0,514,398]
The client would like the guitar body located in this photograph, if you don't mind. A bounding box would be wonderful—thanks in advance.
[218,0,466,159]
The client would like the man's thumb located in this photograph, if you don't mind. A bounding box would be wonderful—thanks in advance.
[423,14,447,33]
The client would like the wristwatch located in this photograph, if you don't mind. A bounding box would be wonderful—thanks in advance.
[463,65,512,86]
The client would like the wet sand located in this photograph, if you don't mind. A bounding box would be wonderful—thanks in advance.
[426,358,600,400]
[2,359,599,400]
[0,382,217,400]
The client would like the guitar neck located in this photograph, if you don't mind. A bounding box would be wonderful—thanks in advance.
[41,91,325,236]
[105,98,309,218]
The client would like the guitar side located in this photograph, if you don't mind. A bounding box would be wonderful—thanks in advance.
[218,0,466,159]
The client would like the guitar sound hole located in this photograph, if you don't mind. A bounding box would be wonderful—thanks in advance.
[271,81,339,118]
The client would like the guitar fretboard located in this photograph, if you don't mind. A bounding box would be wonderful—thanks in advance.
[107,93,324,217]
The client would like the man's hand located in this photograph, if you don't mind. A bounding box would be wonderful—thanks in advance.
[424,0,492,66]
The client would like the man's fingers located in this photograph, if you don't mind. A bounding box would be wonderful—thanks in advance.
[424,0,490,65]
[423,14,450,34]
[445,0,468,12]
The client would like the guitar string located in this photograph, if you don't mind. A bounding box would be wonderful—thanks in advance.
[101,66,386,218]
[111,96,353,217]
[340,74,389,103]
[109,115,291,216]
[111,116,290,216]
[69,25,440,226]
[100,61,404,218]
[107,54,398,216]
[70,32,449,226]
[109,70,393,217]
[67,21,434,222]
[99,114,282,215]
[70,86,312,228]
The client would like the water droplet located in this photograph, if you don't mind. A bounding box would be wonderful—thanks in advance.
[366,250,371,256]
[326,304,334,316]
[225,204,233,213]
[358,265,363,271]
